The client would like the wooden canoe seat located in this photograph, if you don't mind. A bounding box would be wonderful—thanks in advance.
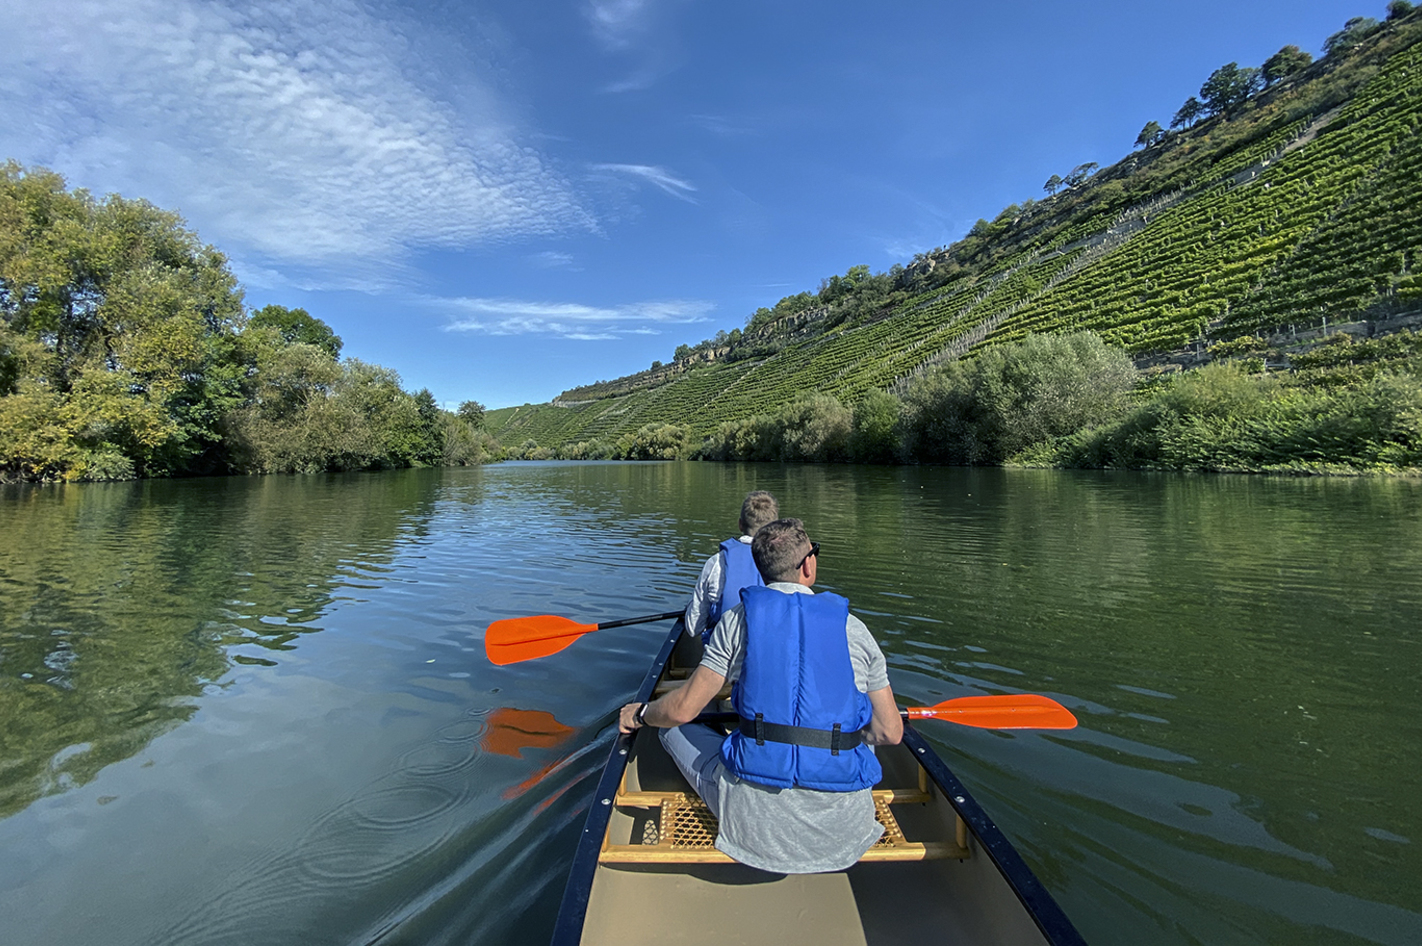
[601,786,969,864]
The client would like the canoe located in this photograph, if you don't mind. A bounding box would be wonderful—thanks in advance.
[551,615,1086,946]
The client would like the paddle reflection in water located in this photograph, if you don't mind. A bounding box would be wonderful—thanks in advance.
[481,707,588,803]
[481,707,577,759]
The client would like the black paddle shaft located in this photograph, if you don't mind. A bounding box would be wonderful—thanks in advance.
[595,609,684,630]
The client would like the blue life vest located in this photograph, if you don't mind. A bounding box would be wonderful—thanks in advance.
[705,538,763,641]
[720,587,881,792]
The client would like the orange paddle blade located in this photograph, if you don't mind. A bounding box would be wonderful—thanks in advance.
[485,614,596,666]
[905,694,1078,730]
[480,707,576,758]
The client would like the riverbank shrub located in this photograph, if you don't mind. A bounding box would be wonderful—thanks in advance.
[692,395,853,462]
[553,439,617,460]
[776,394,852,461]
[899,332,1139,464]
[1048,360,1422,471]
[696,415,781,461]
[617,423,693,460]
[849,389,901,463]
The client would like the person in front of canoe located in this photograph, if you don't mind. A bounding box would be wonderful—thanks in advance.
[619,517,903,874]
[683,489,779,643]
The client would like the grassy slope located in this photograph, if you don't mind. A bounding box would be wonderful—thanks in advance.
[489,14,1422,448]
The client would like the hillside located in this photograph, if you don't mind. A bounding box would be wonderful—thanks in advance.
[489,9,1422,450]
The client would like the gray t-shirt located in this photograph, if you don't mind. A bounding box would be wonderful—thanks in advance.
[683,534,752,638]
[700,582,890,873]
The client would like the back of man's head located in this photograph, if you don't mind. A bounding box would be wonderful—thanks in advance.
[752,518,811,583]
[738,491,779,536]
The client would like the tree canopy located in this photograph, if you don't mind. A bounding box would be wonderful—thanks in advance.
[0,163,487,481]
[1262,45,1313,86]
[1064,163,1099,187]
[248,305,343,359]
[1200,63,1264,116]
[1325,16,1384,56]
[458,400,486,427]
[1171,97,1205,128]
[1,162,245,479]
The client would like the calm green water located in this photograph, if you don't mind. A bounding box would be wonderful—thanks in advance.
[1,463,1419,945]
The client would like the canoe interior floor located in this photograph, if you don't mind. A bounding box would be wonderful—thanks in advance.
[579,717,1049,946]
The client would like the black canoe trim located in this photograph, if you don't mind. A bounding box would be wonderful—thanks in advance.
[901,724,1088,946]
[550,617,684,946]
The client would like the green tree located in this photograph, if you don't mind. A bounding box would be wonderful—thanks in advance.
[1064,163,1099,188]
[1200,63,1263,116]
[330,361,424,468]
[1262,45,1313,86]
[410,388,445,466]
[819,265,873,304]
[1,162,246,480]
[745,307,775,333]
[441,412,492,465]
[1043,174,1064,196]
[1171,97,1205,128]
[673,343,692,362]
[457,399,486,428]
[1135,121,1165,148]
[248,305,343,359]
[1387,1,1414,21]
[1324,17,1382,57]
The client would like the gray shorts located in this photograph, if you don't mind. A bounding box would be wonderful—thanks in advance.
[658,723,726,817]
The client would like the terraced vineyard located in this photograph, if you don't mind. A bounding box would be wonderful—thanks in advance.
[489,12,1422,449]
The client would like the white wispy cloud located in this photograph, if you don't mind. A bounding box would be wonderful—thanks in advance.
[0,0,593,288]
[689,114,754,137]
[583,0,684,93]
[584,0,655,50]
[591,163,697,202]
[439,296,713,338]
[527,250,578,269]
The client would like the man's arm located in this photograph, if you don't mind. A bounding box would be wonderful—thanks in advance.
[619,664,727,733]
[862,686,904,746]
[683,553,723,637]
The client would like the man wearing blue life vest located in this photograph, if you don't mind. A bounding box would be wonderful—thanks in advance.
[619,518,903,874]
[683,490,778,642]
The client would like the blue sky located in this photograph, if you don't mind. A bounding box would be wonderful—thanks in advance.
[3,0,1375,408]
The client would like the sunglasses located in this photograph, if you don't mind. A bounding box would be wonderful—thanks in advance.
[799,541,820,569]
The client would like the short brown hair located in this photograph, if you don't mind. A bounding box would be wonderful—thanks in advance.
[738,491,779,535]
[751,518,811,582]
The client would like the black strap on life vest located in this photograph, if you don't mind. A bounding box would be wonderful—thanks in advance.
[739,714,865,755]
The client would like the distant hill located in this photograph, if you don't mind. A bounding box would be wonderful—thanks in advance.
[489,8,1422,449]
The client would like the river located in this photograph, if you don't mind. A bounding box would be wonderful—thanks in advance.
[1,462,1419,944]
